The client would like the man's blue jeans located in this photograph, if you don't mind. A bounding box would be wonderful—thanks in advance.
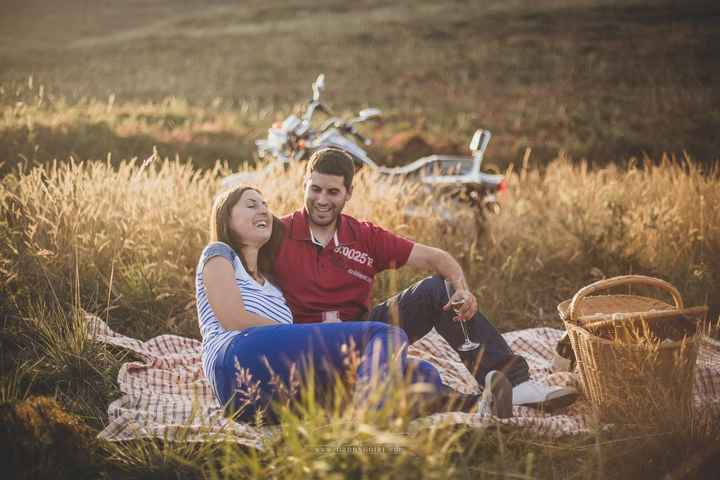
[366,275,530,386]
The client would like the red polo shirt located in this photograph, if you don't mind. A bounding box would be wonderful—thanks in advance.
[274,210,414,324]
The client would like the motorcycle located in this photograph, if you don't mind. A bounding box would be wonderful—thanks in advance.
[223,74,507,226]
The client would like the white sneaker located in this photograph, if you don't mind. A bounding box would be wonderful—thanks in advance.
[512,380,577,411]
[475,370,513,419]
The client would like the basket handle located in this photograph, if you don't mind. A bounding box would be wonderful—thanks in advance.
[568,275,684,324]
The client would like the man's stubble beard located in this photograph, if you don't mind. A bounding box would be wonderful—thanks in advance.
[309,208,338,228]
[305,193,347,229]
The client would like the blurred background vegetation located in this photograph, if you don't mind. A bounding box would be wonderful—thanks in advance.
[1,0,719,172]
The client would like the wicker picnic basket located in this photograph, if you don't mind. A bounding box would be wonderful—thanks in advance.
[557,275,707,422]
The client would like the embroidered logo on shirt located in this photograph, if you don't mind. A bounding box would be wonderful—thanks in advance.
[347,268,372,284]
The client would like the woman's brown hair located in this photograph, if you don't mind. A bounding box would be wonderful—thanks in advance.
[209,185,284,277]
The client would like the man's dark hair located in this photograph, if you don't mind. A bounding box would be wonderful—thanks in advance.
[305,148,355,190]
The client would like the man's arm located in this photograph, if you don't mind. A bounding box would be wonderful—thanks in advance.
[405,243,478,321]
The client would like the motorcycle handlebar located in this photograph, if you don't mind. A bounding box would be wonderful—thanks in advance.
[319,117,340,133]
[315,118,372,145]
[303,101,335,123]
[348,126,370,146]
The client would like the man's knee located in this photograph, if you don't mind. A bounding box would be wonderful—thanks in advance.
[410,275,446,302]
[425,275,445,291]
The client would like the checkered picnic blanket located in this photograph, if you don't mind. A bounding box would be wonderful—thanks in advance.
[87,314,720,446]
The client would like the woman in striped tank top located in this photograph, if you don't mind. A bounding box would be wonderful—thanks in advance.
[197,184,481,424]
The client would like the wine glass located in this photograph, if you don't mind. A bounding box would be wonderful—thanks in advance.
[444,280,481,352]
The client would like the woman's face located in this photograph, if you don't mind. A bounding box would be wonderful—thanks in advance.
[229,189,272,247]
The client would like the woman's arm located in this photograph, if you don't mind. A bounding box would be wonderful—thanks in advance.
[202,257,278,330]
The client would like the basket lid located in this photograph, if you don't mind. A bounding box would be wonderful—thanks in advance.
[558,275,683,325]
[558,295,675,325]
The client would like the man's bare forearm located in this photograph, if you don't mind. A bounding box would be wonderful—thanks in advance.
[407,244,466,289]
[405,243,478,320]
[430,249,468,291]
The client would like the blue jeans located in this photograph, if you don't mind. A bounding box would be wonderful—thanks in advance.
[367,276,530,386]
[213,321,445,423]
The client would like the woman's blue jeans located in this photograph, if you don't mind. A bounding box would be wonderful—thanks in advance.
[213,321,442,423]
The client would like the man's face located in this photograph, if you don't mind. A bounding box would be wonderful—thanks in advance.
[303,171,352,228]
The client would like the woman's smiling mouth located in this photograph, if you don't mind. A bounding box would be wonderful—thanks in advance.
[253,216,269,229]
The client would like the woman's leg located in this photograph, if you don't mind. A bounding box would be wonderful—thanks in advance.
[212,321,419,423]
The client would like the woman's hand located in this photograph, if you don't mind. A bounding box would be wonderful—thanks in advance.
[322,311,341,323]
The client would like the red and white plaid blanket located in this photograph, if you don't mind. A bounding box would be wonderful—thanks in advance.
[87,314,720,446]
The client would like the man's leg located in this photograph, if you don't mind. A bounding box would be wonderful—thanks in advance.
[367,275,530,387]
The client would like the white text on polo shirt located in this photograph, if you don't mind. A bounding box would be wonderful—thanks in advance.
[347,269,372,284]
[334,246,375,267]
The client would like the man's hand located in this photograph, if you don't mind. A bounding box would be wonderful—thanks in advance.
[407,243,479,321]
[442,288,478,321]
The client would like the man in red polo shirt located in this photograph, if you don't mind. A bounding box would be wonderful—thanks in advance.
[273,148,576,411]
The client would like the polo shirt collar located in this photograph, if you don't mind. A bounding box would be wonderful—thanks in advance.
[310,226,339,248]
[289,209,359,246]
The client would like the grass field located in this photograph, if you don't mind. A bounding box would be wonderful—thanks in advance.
[2,0,720,478]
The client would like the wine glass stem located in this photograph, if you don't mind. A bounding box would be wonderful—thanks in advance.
[459,318,470,341]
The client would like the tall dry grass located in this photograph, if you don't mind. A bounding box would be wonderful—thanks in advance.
[1,152,719,478]
[1,150,717,337]
[474,154,719,327]
[1,157,223,338]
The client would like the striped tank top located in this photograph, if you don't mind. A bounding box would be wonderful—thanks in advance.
[195,242,292,397]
